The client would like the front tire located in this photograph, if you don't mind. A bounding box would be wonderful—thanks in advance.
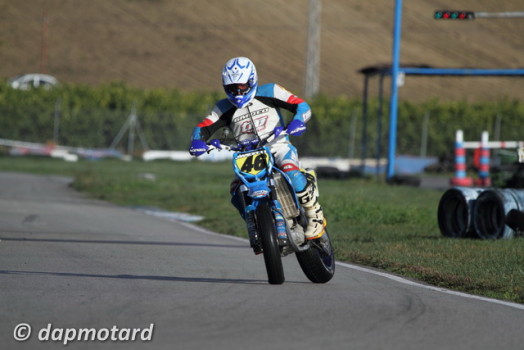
[256,203,285,285]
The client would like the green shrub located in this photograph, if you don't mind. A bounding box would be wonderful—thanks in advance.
[0,83,522,157]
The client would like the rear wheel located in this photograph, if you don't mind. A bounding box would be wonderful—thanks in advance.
[256,203,285,285]
[296,229,335,283]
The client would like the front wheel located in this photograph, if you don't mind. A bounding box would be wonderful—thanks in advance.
[296,229,335,283]
[256,203,285,285]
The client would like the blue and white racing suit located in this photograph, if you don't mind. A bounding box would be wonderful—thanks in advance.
[191,83,312,193]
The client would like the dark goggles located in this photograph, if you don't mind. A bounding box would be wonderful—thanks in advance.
[226,83,250,95]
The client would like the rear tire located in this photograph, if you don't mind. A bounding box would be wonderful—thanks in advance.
[256,203,285,285]
[296,230,335,283]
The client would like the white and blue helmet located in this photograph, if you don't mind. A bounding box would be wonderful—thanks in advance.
[222,57,258,108]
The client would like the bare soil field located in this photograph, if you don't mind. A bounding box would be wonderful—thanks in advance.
[1,0,523,101]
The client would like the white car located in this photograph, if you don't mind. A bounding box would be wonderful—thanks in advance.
[9,73,58,90]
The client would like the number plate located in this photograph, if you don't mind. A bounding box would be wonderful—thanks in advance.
[234,149,270,176]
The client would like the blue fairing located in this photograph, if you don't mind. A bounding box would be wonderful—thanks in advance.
[233,146,274,199]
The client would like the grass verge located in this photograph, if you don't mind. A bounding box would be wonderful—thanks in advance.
[1,156,523,303]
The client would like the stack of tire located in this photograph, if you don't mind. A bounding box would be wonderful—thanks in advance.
[438,187,524,239]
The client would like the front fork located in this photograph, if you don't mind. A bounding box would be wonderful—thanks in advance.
[233,187,289,255]
[231,184,263,254]
[245,210,262,254]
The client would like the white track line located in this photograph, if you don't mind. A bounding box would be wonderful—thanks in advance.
[336,261,524,311]
[169,218,524,311]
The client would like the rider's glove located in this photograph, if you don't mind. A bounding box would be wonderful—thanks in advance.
[189,140,209,156]
[209,139,222,149]
[286,119,306,136]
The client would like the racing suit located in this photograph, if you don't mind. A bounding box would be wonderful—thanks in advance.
[191,83,325,239]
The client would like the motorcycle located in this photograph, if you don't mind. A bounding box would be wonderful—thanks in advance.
[206,130,335,285]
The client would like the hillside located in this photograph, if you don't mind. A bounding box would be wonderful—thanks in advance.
[1,0,523,102]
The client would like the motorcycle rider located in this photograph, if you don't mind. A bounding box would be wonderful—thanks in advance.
[189,56,325,240]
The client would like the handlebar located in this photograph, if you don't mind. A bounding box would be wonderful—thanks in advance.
[206,129,289,153]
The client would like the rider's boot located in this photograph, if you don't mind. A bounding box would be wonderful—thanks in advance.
[296,180,326,240]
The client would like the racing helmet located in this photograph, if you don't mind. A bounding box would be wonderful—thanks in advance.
[222,57,258,108]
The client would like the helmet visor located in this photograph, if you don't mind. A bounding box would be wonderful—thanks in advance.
[226,83,250,96]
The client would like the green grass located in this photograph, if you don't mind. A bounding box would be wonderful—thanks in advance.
[2,156,523,303]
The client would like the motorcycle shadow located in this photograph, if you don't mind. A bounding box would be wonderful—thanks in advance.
[0,270,311,285]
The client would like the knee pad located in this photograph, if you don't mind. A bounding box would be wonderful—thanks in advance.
[282,167,308,193]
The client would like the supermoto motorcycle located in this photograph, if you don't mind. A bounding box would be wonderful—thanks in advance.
[207,130,335,285]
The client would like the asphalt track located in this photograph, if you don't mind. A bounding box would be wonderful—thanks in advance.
[1,172,523,350]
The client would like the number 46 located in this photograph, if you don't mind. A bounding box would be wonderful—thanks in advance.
[241,154,268,173]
